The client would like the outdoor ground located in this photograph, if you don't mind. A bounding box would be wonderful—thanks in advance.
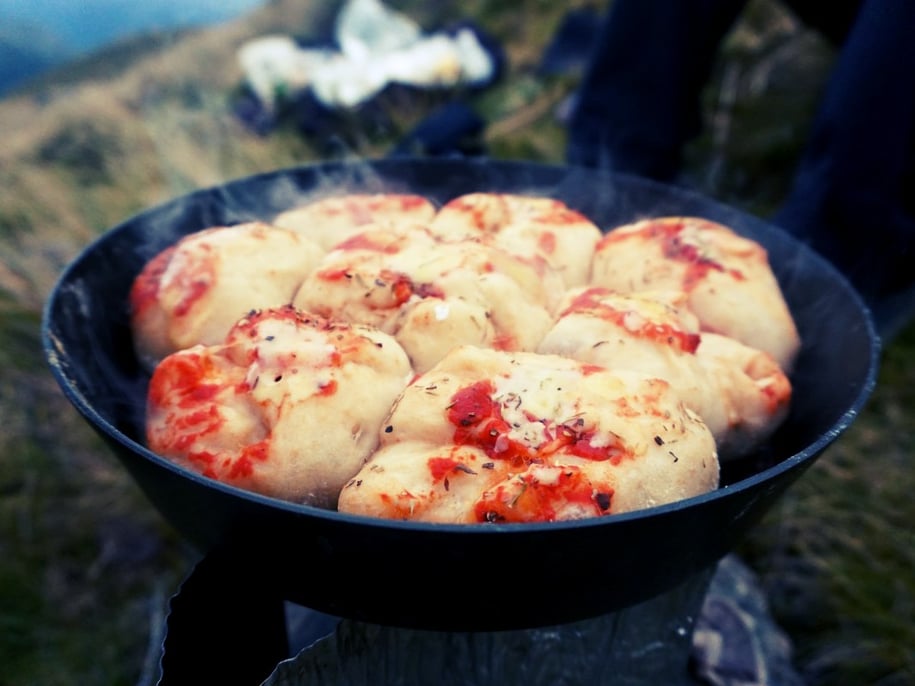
[0,1,912,685]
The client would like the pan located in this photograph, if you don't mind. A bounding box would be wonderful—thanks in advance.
[41,158,879,631]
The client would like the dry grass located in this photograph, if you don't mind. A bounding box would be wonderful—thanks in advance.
[1,1,913,684]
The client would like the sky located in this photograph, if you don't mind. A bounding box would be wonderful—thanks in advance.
[0,0,266,53]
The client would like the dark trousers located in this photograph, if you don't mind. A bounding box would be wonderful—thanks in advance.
[567,0,915,299]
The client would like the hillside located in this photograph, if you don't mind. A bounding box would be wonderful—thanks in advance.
[2,1,913,685]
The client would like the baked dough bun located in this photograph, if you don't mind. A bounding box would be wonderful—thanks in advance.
[694,332,792,458]
[591,216,800,371]
[271,193,437,251]
[146,306,412,507]
[429,193,602,286]
[130,222,323,370]
[337,345,718,523]
[292,224,564,373]
[538,287,791,459]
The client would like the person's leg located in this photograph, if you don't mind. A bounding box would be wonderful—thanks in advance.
[773,0,915,309]
[566,0,748,180]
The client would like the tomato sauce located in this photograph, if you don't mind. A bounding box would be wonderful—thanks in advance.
[186,450,218,479]
[491,333,516,351]
[537,231,557,255]
[335,233,402,254]
[473,468,613,523]
[428,456,462,482]
[446,197,499,232]
[599,220,747,290]
[316,267,353,282]
[169,243,215,317]
[228,439,270,479]
[148,352,230,459]
[129,246,175,315]
[446,379,633,468]
[316,378,338,396]
[392,195,431,211]
[562,287,701,354]
[378,269,414,306]
[340,198,376,225]
[148,352,214,407]
[532,205,590,227]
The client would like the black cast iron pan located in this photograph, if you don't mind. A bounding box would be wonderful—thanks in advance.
[42,158,879,631]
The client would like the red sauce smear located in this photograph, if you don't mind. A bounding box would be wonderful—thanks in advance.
[378,491,419,519]
[148,351,217,408]
[562,287,701,354]
[537,231,557,255]
[168,243,215,317]
[473,468,614,523]
[168,406,223,448]
[491,333,516,351]
[759,375,791,414]
[339,198,377,225]
[444,197,504,233]
[446,379,520,459]
[335,233,402,254]
[129,246,174,316]
[512,251,553,278]
[316,378,338,397]
[379,269,414,306]
[148,353,229,466]
[428,456,463,482]
[316,267,353,282]
[532,204,590,227]
[187,449,219,479]
[600,220,746,290]
[336,194,429,224]
[446,379,631,468]
[315,267,443,307]
[392,195,431,211]
[227,439,270,479]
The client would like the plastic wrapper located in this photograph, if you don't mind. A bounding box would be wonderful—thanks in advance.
[237,0,499,110]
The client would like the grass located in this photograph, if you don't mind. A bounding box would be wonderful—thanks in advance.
[740,325,915,685]
[0,0,913,684]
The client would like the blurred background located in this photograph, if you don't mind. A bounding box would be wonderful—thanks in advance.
[1,1,912,684]
[1,0,264,95]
